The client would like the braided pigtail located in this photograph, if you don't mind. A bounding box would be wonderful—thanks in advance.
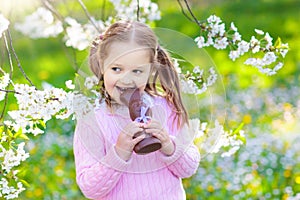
[154,46,188,128]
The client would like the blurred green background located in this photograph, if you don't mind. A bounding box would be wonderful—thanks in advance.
[1,0,300,199]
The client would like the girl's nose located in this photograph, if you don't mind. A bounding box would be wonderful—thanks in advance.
[119,73,134,85]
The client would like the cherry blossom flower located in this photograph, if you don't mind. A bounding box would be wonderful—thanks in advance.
[14,7,63,38]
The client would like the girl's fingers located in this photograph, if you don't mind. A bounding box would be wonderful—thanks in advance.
[132,134,146,145]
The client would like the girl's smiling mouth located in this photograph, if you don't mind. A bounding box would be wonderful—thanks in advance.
[116,86,137,94]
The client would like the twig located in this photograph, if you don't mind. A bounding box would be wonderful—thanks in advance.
[3,33,13,75]
[7,30,35,87]
[42,0,64,22]
[176,0,194,22]
[1,33,14,120]
[182,0,202,27]
[136,0,140,21]
[77,0,101,33]
[0,88,20,94]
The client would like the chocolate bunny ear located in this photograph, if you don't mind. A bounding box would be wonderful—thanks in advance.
[119,88,137,106]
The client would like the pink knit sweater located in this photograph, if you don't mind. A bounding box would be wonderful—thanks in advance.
[73,96,200,200]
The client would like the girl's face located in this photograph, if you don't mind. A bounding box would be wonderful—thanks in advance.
[102,42,152,105]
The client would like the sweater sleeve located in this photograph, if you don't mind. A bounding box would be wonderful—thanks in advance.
[156,99,201,178]
[73,114,130,199]
[158,124,201,178]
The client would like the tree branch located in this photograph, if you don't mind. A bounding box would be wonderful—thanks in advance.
[77,0,101,33]
[177,0,204,28]
[176,0,194,23]
[0,88,20,94]
[42,0,64,22]
[7,30,35,87]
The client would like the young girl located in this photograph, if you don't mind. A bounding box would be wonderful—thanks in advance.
[73,20,200,200]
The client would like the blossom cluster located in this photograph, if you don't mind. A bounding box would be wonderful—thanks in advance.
[0,178,25,200]
[0,142,29,174]
[195,119,245,157]
[14,0,160,51]
[173,59,217,95]
[5,81,95,137]
[109,0,161,23]
[14,7,63,38]
[195,15,289,75]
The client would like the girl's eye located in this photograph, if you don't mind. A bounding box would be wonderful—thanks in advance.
[111,67,121,72]
[133,69,143,74]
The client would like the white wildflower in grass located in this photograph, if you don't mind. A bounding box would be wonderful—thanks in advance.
[14,7,63,38]
[0,14,9,38]
[0,73,10,101]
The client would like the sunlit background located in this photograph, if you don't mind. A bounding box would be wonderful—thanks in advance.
[1,0,300,199]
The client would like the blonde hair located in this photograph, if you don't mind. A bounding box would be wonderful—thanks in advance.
[89,20,188,127]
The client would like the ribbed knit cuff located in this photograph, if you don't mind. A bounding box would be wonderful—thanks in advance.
[101,145,131,172]
[157,137,187,165]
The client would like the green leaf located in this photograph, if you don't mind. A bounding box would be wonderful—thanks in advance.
[274,37,282,48]
[232,122,244,135]
[19,179,30,188]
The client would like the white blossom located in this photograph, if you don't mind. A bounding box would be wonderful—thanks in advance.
[262,52,277,65]
[65,80,75,90]
[232,32,241,43]
[207,15,221,24]
[255,29,264,35]
[193,66,202,74]
[230,22,238,32]
[14,7,63,38]
[207,67,217,86]
[195,36,206,48]
[213,37,228,49]
[0,73,10,101]
[278,43,289,57]
[64,17,100,51]
[264,32,273,49]
[109,0,160,22]
[237,40,250,55]
[250,36,260,53]
[0,14,9,38]
[84,76,98,89]
[0,178,25,199]
[229,50,240,61]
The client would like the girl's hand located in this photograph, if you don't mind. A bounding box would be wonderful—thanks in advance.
[143,120,175,156]
[115,121,145,161]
